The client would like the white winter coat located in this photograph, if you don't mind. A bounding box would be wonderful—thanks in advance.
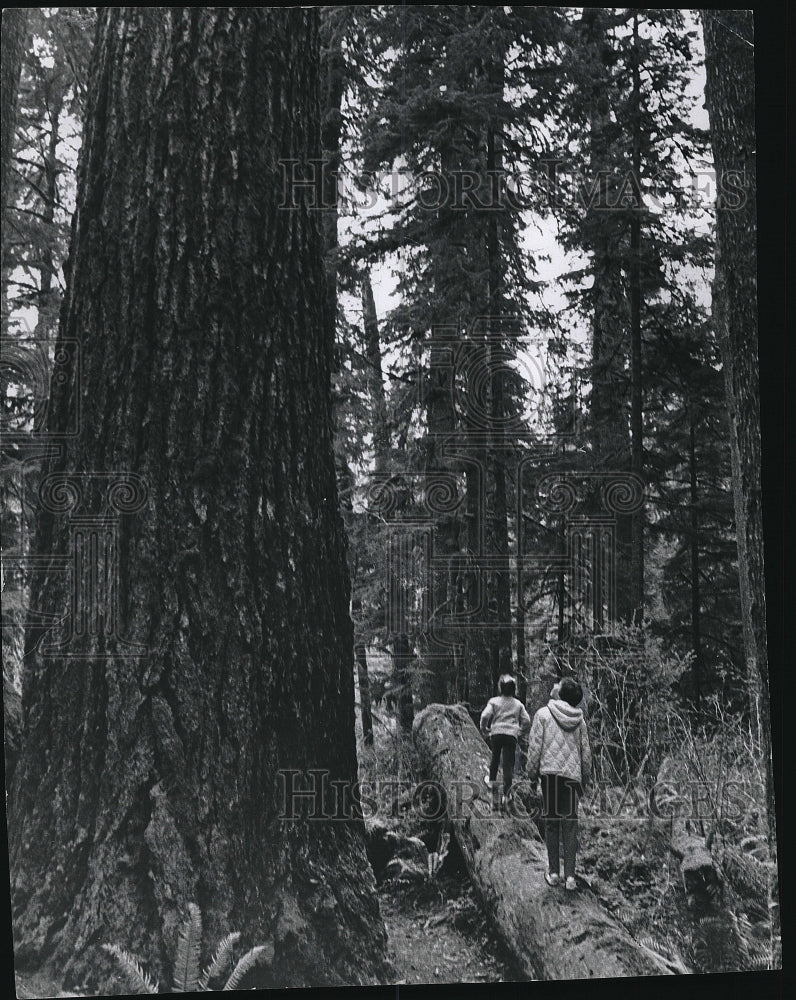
[526,699,592,786]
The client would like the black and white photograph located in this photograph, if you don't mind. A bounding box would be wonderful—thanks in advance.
[0,6,785,995]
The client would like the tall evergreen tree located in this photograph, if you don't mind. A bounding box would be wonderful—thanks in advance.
[352,5,563,706]
[643,294,743,706]
[3,8,93,327]
[554,8,711,628]
[9,8,391,989]
[701,9,773,850]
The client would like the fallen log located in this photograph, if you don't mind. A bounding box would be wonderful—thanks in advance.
[667,827,771,921]
[655,760,771,921]
[413,704,675,980]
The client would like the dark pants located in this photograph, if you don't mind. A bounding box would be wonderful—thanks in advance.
[540,774,581,878]
[489,734,517,794]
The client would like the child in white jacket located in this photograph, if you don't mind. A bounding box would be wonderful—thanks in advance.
[480,674,531,809]
[526,677,592,890]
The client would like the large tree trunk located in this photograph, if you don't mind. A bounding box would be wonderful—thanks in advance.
[8,8,391,990]
[413,704,675,980]
[701,11,774,851]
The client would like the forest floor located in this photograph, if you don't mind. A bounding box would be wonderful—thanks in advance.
[14,703,770,993]
[379,873,524,985]
[7,827,688,997]
[14,881,524,995]
[15,971,81,999]
[14,809,768,994]
[372,812,674,986]
[13,822,662,995]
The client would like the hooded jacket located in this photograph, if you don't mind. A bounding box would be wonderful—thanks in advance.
[526,698,592,786]
[480,695,532,741]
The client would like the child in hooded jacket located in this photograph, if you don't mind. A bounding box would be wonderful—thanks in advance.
[480,674,531,809]
[526,677,592,890]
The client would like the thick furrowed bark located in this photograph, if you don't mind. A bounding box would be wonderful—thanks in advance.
[8,8,392,990]
[413,704,675,980]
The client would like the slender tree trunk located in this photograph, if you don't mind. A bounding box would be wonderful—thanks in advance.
[392,632,415,733]
[33,91,66,339]
[701,10,774,850]
[423,138,464,705]
[516,595,527,703]
[424,341,459,703]
[581,7,633,625]
[363,272,413,729]
[557,513,566,644]
[1,8,27,270]
[362,273,389,477]
[485,58,512,683]
[321,13,377,751]
[8,9,391,990]
[689,417,702,712]
[628,11,645,623]
[355,642,374,747]
[465,440,491,704]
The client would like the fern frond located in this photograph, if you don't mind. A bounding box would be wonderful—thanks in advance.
[173,902,203,992]
[198,931,241,990]
[223,945,269,991]
[638,934,689,973]
[101,943,159,994]
[744,946,773,971]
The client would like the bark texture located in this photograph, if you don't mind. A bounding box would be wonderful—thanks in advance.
[9,8,391,990]
[701,11,774,851]
[413,704,675,980]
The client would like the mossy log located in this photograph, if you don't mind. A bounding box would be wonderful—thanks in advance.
[412,704,675,980]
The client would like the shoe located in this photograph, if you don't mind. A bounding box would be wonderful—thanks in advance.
[544,872,560,886]
[565,876,577,891]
